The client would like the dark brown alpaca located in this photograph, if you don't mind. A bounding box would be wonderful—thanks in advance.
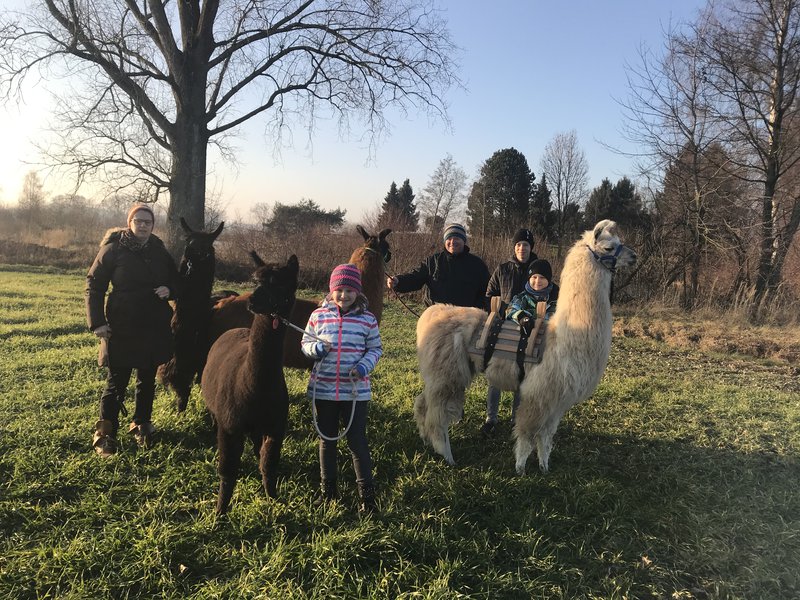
[207,225,392,370]
[158,218,224,412]
[202,252,299,515]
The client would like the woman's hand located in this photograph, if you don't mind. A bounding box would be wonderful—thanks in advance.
[93,325,112,339]
[386,276,398,290]
[154,286,170,300]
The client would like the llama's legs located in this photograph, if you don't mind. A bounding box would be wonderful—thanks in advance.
[260,435,283,499]
[216,430,244,514]
[514,435,534,476]
[535,413,564,474]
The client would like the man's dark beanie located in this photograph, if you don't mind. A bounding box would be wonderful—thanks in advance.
[511,228,534,247]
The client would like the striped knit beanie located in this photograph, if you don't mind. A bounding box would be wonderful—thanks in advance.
[126,203,155,227]
[442,223,467,243]
[329,263,362,293]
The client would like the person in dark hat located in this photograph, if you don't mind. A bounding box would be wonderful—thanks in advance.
[480,228,539,436]
[386,222,489,309]
[85,203,178,456]
[507,258,559,330]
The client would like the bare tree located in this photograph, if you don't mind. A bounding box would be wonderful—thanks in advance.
[0,0,459,251]
[697,0,800,313]
[620,19,732,306]
[17,170,45,229]
[539,130,589,248]
[417,154,467,232]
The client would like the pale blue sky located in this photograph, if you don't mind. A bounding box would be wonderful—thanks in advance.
[0,0,705,223]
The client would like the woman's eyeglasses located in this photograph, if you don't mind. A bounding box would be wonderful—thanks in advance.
[132,219,153,226]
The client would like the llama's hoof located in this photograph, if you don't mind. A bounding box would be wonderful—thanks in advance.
[538,462,550,474]
[175,398,188,413]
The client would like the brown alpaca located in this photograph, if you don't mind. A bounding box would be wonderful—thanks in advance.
[158,218,224,412]
[201,252,299,515]
[207,225,391,371]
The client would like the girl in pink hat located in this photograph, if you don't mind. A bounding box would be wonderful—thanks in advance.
[301,263,383,513]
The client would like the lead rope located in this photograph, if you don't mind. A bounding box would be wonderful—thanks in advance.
[284,313,360,441]
[310,362,359,441]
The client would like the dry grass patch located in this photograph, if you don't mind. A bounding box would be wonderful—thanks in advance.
[614,304,800,364]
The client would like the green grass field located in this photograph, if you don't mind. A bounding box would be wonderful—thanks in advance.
[1,265,799,599]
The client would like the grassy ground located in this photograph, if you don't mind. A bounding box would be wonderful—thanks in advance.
[1,265,799,599]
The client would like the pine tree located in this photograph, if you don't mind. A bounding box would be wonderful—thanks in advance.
[397,179,419,231]
[530,173,555,242]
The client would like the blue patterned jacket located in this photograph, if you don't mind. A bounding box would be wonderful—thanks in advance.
[301,300,383,401]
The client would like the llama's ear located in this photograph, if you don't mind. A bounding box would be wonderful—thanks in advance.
[250,250,265,267]
[180,217,193,234]
[287,254,299,273]
[212,221,224,239]
[593,220,613,240]
[356,225,369,240]
[379,228,392,240]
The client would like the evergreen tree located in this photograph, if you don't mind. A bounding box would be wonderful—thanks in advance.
[584,178,614,225]
[379,179,419,231]
[530,173,555,242]
[466,180,491,238]
[585,177,647,231]
[266,199,345,234]
[397,178,419,231]
[467,148,534,237]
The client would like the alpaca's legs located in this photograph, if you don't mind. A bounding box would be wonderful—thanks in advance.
[514,435,534,475]
[260,435,283,499]
[216,430,244,514]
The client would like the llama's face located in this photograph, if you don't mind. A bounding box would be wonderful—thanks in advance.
[181,219,224,263]
[589,220,637,270]
[248,255,299,317]
[358,225,393,263]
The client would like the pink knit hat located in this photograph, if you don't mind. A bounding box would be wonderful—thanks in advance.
[126,203,155,227]
[329,263,362,293]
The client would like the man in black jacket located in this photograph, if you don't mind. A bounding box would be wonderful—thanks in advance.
[481,228,537,436]
[386,223,489,309]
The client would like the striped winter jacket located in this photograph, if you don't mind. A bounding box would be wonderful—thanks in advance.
[301,300,383,401]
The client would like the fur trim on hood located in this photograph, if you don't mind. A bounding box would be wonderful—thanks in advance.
[99,227,165,248]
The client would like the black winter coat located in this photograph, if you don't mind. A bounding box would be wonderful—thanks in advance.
[484,253,539,310]
[394,247,490,309]
[85,228,178,369]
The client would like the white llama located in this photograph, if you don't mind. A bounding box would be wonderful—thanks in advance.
[414,220,637,473]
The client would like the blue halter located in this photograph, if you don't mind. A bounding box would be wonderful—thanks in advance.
[586,243,625,273]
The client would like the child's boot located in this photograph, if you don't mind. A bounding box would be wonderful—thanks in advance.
[92,419,116,457]
[128,421,155,448]
[358,482,377,515]
[314,479,338,508]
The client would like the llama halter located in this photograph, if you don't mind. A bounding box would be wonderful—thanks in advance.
[585,243,626,274]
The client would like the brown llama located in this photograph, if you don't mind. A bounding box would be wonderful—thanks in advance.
[158,218,224,412]
[201,252,299,515]
[207,225,391,371]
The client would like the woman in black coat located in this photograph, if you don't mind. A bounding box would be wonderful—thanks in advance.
[86,204,178,456]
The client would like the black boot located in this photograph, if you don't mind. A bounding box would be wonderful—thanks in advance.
[358,482,377,515]
[314,480,337,508]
